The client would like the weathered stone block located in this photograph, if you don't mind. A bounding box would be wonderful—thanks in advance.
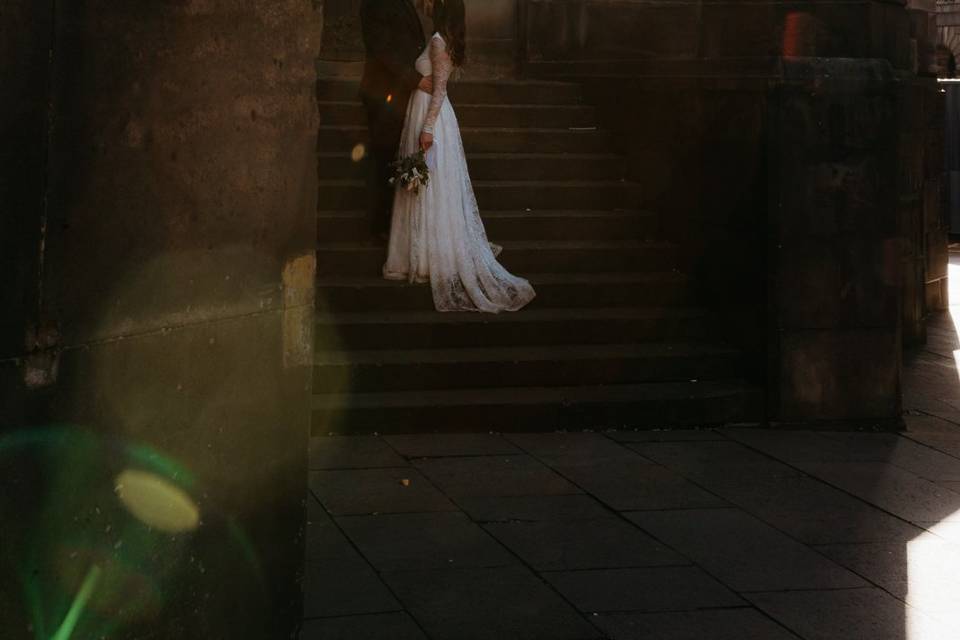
[779,329,901,422]
[524,0,700,61]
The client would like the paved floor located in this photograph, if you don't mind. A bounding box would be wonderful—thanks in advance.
[303,267,960,639]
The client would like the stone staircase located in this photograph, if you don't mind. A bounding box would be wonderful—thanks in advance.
[313,78,762,434]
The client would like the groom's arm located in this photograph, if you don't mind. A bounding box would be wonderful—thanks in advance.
[360,1,423,95]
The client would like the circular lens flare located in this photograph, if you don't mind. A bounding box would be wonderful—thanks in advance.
[114,470,200,534]
[351,143,366,163]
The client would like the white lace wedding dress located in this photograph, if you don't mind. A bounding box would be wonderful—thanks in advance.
[383,33,536,313]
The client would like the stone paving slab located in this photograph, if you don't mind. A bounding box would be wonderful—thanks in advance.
[543,566,744,613]
[825,432,960,483]
[304,496,402,618]
[606,429,724,443]
[384,433,520,458]
[631,440,805,483]
[303,559,402,619]
[816,538,960,617]
[382,566,603,640]
[305,309,960,639]
[337,512,517,572]
[301,612,428,640]
[748,588,957,640]
[456,494,614,523]
[310,435,408,469]
[549,457,728,511]
[592,609,801,640]
[797,462,960,526]
[638,441,923,544]
[628,509,867,592]
[505,431,640,464]
[413,454,580,497]
[483,518,686,570]
[310,468,457,515]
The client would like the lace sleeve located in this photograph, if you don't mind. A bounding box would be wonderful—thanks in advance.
[422,35,452,135]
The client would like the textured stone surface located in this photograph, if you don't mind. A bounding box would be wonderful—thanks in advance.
[310,436,408,469]
[1,2,324,637]
[383,566,602,640]
[413,455,580,497]
[593,609,800,640]
[483,518,685,570]
[629,509,867,591]
[457,494,613,523]
[544,566,743,613]
[749,588,956,640]
[385,433,520,458]
[338,512,516,572]
[550,457,727,511]
[310,468,456,515]
[300,613,428,640]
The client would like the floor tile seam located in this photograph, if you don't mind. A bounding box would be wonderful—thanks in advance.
[589,603,809,639]
[535,562,698,575]
[915,408,960,428]
[900,428,960,467]
[379,431,519,460]
[331,438,598,637]
[504,431,652,462]
[301,609,406,622]
[601,454,885,593]
[600,428,726,445]
[405,468,622,640]
[328,506,465,517]
[308,487,437,640]
[500,436,747,599]
[590,604,758,615]
[309,464,413,471]
[740,585,882,596]
[715,432,930,546]
[470,515,620,525]
[745,583,960,631]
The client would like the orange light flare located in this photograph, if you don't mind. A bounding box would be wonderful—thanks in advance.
[782,11,816,58]
[386,94,393,104]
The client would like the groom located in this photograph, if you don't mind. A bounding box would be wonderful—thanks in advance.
[359,0,433,240]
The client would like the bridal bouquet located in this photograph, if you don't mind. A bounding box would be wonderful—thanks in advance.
[389,149,430,195]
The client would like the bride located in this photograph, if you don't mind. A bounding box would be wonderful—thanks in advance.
[382,0,536,313]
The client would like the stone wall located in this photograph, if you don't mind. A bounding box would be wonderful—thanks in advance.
[768,59,904,427]
[523,0,915,74]
[2,2,321,637]
[522,0,946,427]
[0,0,51,425]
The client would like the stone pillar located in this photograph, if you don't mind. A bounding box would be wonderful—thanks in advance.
[2,2,321,638]
[768,59,904,428]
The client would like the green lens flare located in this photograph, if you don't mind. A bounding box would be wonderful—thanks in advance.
[50,565,102,640]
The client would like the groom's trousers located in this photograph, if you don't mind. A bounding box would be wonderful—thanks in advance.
[363,93,408,238]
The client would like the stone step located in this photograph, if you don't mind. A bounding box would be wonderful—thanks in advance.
[316,272,694,312]
[316,241,678,276]
[317,126,613,154]
[317,210,658,243]
[317,79,585,105]
[317,152,627,181]
[314,342,742,394]
[318,179,643,211]
[311,380,763,434]
[319,101,598,129]
[315,307,714,351]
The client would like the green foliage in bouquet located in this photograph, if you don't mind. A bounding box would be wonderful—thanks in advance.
[389,149,430,195]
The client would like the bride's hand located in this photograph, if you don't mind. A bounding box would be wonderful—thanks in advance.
[420,131,434,152]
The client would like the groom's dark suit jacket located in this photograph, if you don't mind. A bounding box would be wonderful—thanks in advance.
[359,0,426,104]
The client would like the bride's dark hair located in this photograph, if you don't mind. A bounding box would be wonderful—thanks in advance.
[432,0,466,67]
